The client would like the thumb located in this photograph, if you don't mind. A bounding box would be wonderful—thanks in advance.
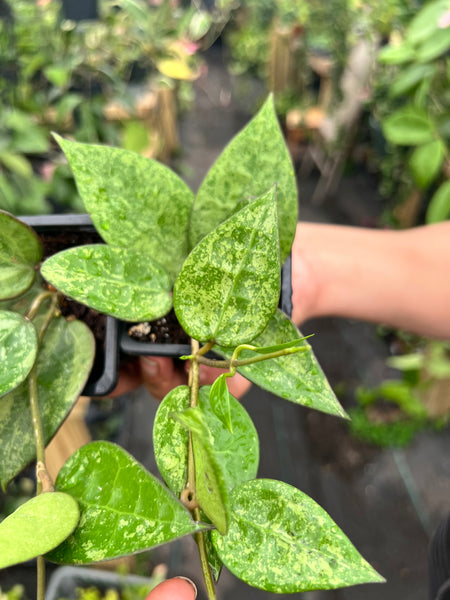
[146,577,197,600]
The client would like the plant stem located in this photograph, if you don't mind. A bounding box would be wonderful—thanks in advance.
[188,340,217,600]
[196,345,309,370]
[194,508,217,600]
[25,291,56,322]
[28,294,58,600]
[29,365,46,494]
[36,556,46,600]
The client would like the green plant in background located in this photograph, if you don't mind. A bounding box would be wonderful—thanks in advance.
[350,340,450,447]
[0,97,384,598]
[376,0,450,224]
[0,0,207,216]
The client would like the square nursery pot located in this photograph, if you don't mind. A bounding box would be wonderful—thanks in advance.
[45,566,157,600]
[119,254,294,357]
[20,214,119,397]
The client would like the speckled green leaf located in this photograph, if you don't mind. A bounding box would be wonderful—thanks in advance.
[153,386,191,498]
[212,479,385,592]
[0,311,37,397]
[41,245,172,322]
[153,386,259,498]
[190,95,297,263]
[174,407,229,534]
[0,211,42,300]
[204,529,223,582]
[209,375,232,433]
[174,187,280,346]
[216,310,347,418]
[0,492,79,568]
[46,441,205,564]
[54,135,194,282]
[0,318,95,490]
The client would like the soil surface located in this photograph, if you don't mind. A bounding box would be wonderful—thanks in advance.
[127,309,190,345]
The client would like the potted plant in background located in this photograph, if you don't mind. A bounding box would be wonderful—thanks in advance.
[0,0,208,217]
[373,0,450,227]
[0,96,384,598]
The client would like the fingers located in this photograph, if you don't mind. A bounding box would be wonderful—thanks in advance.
[139,356,189,401]
[107,359,143,398]
[145,577,197,600]
[111,356,253,403]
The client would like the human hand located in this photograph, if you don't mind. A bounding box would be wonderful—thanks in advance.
[111,355,252,401]
[145,577,197,599]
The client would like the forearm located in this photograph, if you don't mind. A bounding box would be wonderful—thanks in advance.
[292,222,450,340]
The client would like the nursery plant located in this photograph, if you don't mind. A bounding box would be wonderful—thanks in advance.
[375,0,450,224]
[0,96,384,598]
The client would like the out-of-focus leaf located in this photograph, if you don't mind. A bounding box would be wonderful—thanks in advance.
[0,310,37,397]
[0,493,79,568]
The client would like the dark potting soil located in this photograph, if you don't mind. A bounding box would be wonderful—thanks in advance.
[127,308,190,345]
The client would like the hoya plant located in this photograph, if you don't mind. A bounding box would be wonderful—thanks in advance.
[0,97,384,598]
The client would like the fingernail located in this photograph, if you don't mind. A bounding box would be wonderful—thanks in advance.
[141,358,159,377]
[175,576,197,598]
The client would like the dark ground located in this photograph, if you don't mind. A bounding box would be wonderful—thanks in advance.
[1,46,449,599]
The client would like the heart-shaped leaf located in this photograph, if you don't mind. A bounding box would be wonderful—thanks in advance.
[174,407,230,534]
[0,211,42,300]
[382,106,435,146]
[212,479,385,592]
[153,386,259,498]
[0,311,38,397]
[46,441,206,564]
[189,95,297,263]
[215,310,347,418]
[0,317,95,490]
[41,245,172,322]
[54,135,194,282]
[0,492,79,568]
[174,187,280,346]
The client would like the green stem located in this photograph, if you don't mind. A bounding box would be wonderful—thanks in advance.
[29,365,45,493]
[196,345,309,370]
[36,556,46,600]
[25,291,57,322]
[194,508,217,600]
[28,294,58,600]
[188,340,217,600]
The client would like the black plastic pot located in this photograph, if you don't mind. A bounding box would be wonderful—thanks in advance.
[45,566,156,600]
[119,254,294,357]
[20,214,119,397]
